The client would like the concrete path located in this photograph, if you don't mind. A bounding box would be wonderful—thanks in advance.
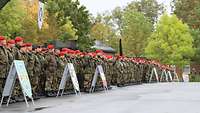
[1,83,200,113]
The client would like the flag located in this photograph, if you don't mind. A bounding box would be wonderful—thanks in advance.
[38,1,44,30]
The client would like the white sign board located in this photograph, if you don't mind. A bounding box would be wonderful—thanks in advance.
[57,63,80,97]
[160,70,168,82]
[0,60,34,107]
[183,65,190,75]
[149,67,159,83]
[182,74,189,82]
[15,61,33,98]
[2,63,17,97]
[90,65,108,93]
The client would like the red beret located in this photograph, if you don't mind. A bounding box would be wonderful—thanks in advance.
[0,36,5,41]
[106,55,113,59]
[62,48,70,52]
[75,50,81,54]
[96,50,103,53]
[26,43,32,47]
[15,37,23,42]
[48,44,54,49]
[7,40,15,44]
[70,50,75,54]
[42,48,48,51]
[21,44,27,47]
[59,51,65,56]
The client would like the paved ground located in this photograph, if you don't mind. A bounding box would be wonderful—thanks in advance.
[0,83,200,113]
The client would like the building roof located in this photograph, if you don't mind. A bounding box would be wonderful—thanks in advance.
[91,40,116,53]
[51,40,77,50]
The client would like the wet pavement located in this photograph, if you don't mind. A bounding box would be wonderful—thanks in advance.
[0,82,200,113]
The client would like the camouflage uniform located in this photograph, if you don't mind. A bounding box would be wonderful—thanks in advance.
[12,49,27,99]
[0,46,9,96]
[55,55,65,91]
[37,52,47,96]
[62,56,73,92]
[33,53,42,96]
[45,52,57,96]
[82,56,93,91]
[26,52,38,96]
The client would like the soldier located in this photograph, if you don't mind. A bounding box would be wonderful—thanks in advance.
[54,49,63,92]
[0,36,9,96]
[32,46,41,96]
[37,47,48,96]
[106,55,113,87]
[57,51,67,91]
[45,45,57,97]
[116,56,125,87]
[25,43,40,98]
[15,37,23,49]
[6,40,15,67]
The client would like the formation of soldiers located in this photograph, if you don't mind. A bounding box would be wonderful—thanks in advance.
[0,36,175,103]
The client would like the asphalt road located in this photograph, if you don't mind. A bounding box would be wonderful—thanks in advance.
[0,83,200,113]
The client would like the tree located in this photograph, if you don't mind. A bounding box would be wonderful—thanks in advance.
[90,22,115,41]
[20,0,50,44]
[58,17,78,41]
[0,0,25,38]
[110,7,123,36]
[145,14,195,66]
[122,9,153,57]
[47,0,92,50]
[90,21,119,51]
[90,4,154,56]
[173,0,200,63]
[20,0,77,44]
[0,0,10,10]
[126,0,164,24]
[173,0,200,29]
[0,0,91,48]
[190,29,200,63]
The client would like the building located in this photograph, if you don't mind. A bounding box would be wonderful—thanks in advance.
[91,40,116,54]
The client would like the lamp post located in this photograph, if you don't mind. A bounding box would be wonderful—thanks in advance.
[119,38,123,56]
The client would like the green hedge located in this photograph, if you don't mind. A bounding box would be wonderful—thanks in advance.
[190,74,200,82]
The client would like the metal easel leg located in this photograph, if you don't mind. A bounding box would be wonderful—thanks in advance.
[61,89,64,97]
[56,90,60,97]
[31,97,35,106]
[6,95,11,106]
[23,92,29,107]
[0,96,4,107]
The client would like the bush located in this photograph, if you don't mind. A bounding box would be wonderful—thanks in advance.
[189,74,200,82]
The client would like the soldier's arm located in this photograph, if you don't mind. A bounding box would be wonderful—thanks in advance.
[0,50,7,65]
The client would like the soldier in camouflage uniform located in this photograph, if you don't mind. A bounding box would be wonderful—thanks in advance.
[6,40,15,67]
[38,48,48,96]
[82,54,93,92]
[33,46,42,96]
[116,57,125,87]
[0,36,9,97]
[25,43,39,97]
[10,38,25,101]
[12,43,28,101]
[54,49,64,92]
[45,45,57,96]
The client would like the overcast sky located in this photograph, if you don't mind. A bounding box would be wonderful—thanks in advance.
[79,0,171,16]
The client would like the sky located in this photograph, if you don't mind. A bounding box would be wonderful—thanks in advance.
[79,0,172,16]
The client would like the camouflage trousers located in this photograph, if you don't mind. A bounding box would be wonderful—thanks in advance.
[38,72,46,95]
[0,78,5,96]
[83,73,93,91]
[45,72,54,91]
